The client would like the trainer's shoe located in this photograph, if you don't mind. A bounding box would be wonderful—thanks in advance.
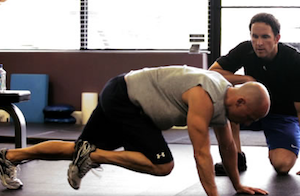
[68,140,96,190]
[215,152,247,176]
[0,148,23,189]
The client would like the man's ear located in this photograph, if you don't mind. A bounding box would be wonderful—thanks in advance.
[275,34,281,43]
[236,98,246,106]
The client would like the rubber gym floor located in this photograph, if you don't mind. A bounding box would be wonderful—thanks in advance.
[0,123,300,196]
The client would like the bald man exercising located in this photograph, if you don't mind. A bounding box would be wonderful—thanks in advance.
[0,65,270,196]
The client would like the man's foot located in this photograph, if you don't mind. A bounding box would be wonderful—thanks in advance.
[67,140,97,190]
[215,152,247,176]
[0,148,23,189]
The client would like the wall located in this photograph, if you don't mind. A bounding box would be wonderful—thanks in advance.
[0,51,207,110]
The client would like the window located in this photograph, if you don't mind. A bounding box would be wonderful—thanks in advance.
[0,0,80,50]
[88,0,208,50]
[0,0,209,50]
[221,0,300,55]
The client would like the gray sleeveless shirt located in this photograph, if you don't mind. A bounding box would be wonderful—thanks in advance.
[125,65,232,130]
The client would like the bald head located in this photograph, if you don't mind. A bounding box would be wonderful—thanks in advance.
[225,81,270,125]
[236,81,270,118]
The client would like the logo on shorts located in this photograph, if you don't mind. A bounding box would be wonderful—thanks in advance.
[156,152,165,159]
[291,144,299,149]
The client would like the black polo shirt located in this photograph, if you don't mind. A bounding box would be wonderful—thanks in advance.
[217,41,300,116]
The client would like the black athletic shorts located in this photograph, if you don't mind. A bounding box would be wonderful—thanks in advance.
[78,74,173,164]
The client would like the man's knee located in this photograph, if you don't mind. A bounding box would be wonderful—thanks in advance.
[153,161,174,176]
[271,160,293,175]
[269,148,297,175]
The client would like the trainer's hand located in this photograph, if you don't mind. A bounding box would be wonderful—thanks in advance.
[236,186,268,195]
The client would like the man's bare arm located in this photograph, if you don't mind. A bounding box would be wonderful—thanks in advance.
[183,86,218,196]
[209,62,255,85]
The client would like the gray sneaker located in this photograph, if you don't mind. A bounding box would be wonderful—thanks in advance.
[67,140,97,190]
[0,148,23,189]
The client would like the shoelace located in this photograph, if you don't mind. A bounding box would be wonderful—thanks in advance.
[80,142,92,157]
[0,158,20,180]
[78,159,93,178]
[7,164,20,180]
[76,142,95,178]
[91,166,103,179]
[74,142,91,165]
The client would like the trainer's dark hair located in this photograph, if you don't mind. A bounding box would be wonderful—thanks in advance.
[249,13,280,36]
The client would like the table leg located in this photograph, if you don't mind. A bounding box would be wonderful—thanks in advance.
[0,103,27,148]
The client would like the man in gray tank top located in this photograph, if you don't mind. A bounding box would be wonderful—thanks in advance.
[0,65,270,196]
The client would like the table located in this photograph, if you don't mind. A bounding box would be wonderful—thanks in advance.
[0,90,31,148]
